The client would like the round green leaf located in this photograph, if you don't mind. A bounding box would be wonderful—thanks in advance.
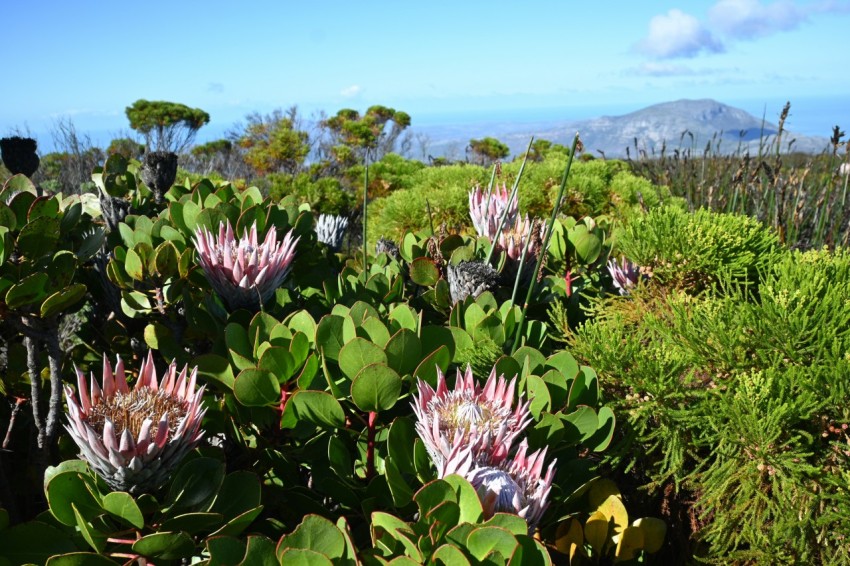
[159,512,224,535]
[210,505,264,538]
[5,272,48,309]
[413,345,451,387]
[102,491,144,529]
[384,329,422,377]
[17,216,60,258]
[28,195,60,222]
[338,337,387,380]
[47,552,121,565]
[0,521,76,564]
[124,247,145,281]
[234,368,281,407]
[0,201,17,231]
[133,531,195,560]
[259,346,296,382]
[410,257,440,286]
[164,457,226,515]
[212,471,262,520]
[570,226,602,264]
[350,363,402,412]
[276,514,346,560]
[277,548,334,566]
[45,471,102,527]
[281,390,345,429]
[588,405,616,452]
[40,284,87,318]
[153,240,178,278]
[466,526,519,561]
[193,353,235,390]
[633,517,667,554]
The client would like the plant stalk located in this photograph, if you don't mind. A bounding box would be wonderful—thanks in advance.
[511,133,580,353]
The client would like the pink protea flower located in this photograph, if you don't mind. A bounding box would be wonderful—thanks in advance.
[469,184,518,241]
[193,220,299,310]
[607,256,644,296]
[412,365,532,475]
[64,351,206,494]
[464,440,556,531]
[498,214,547,264]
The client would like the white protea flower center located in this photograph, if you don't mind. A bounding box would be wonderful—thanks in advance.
[64,351,206,494]
[469,467,524,515]
[433,392,508,438]
[86,388,187,440]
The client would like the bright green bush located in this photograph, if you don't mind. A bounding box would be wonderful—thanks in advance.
[616,206,780,290]
[571,248,850,563]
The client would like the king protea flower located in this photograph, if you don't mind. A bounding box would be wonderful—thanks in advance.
[498,214,547,264]
[193,220,299,310]
[315,213,349,252]
[414,364,556,531]
[607,256,644,296]
[412,365,532,475]
[464,440,556,531]
[64,351,206,494]
[469,184,518,241]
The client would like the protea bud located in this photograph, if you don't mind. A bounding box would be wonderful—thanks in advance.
[375,237,400,260]
[447,260,500,304]
[139,151,178,204]
[607,257,643,296]
[193,220,299,310]
[316,213,349,251]
[466,440,556,531]
[469,184,517,241]
[0,136,40,178]
[412,365,531,474]
[64,351,206,494]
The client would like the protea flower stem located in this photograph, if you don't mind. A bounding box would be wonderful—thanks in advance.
[362,151,369,279]
[366,411,377,480]
[485,137,534,266]
[509,218,538,306]
[426,198,435,236]
[511,133,580,354]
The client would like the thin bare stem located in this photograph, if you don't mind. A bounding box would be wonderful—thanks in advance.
[512,133,580,353]
[362,151,369,277]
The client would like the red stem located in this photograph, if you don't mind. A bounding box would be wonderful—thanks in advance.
[366,411,377,480]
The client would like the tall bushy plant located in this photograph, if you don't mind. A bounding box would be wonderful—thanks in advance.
[572,247,850,562]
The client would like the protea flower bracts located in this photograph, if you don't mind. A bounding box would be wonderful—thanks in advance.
[412,364,555,531]
[64,351,206,494]
[193,220,299,310]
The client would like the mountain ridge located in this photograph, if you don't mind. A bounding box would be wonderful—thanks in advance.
[418,99,832,159]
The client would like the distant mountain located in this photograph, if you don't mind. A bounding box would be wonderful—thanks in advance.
[419,99,832,159]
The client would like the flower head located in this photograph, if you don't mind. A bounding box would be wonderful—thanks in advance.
[64,351,206,494]
[447,260,500,304]
[316,213,349,251]
[469,184,518,241]
[498,214,546,264]
[465,440,556,531]
[193,220,299,310]
[607,257,644,296]
[412,365,531,474]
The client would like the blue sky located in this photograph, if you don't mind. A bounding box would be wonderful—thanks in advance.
[3,0,849,150]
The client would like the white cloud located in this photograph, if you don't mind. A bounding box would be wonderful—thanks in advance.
[340,84,362,98]
[709,0,804,38]
[635,9,725,59]
[633,62,698,76]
